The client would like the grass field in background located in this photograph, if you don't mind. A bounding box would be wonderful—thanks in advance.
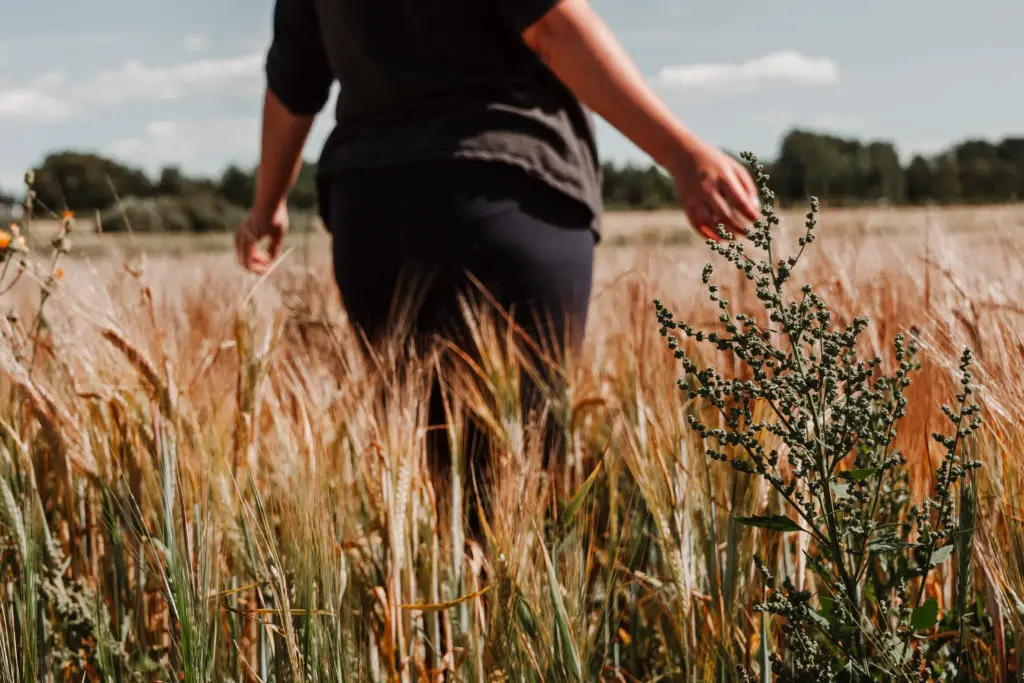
[18,203,1024,261]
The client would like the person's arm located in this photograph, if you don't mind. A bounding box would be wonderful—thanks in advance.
[256,0,334,218]
[251,89,316,223]
[506,0,760,237]
[238,0,333,272]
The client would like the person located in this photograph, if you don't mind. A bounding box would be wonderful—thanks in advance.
[235,0,760,487]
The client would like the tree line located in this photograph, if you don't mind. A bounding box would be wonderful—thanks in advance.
[603,130,1024,210]
[4,153,319,216]
[5,129,1023,220]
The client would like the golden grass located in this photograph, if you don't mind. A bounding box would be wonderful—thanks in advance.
[0,205,1022,680]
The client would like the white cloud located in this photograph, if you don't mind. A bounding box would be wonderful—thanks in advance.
[0,52,264,127]
[105,118,260,171]
[0,34,130,54]
[654,50,840,96]
[0,70,71,122]
[75,53,264,105]
[0,86,70,122]
[184,33,208,53]
[37,71,66,89]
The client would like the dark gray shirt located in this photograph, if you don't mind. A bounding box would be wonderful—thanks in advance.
[265,0,603,233]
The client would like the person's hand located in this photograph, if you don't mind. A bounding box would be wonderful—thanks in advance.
[235,201,289,274]
[670,140,760,242]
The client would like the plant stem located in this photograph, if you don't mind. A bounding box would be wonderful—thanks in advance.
[765,220,866,663]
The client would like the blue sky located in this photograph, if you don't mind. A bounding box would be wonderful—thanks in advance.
[1,0,1021,193]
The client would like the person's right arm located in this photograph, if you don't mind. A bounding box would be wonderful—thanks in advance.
[504,0,760,239]
[258,0,334,219]
[237,0,334,273]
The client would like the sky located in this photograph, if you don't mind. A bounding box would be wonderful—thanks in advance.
[1,0,1022,194]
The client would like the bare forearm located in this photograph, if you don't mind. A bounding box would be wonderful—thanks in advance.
[253,88,316,219]
[524,0,701,173]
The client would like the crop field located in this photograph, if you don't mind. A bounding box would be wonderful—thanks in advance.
[0,199,1023,681]
[19,203,1024,257]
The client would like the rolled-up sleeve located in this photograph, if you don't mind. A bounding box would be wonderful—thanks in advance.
[265,0,334,116]
[494,0,562,33]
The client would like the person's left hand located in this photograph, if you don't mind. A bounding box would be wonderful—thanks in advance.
[669,139,761,242]
[235,201,289,274]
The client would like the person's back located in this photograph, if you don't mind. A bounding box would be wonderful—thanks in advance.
[239,0,762,523]
[268,0,604,223]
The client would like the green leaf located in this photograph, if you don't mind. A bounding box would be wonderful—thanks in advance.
[536,522,583,681]
[830,482,852,501]
[804,552,835,584]
[129,654,163,673]
[561,462,603,531]
[911,598,940,631]
[818,596,837,623]
[882,634,915,665]
[818,596,859,637]
[839,468,879,483]
[735,515,804,533]
[930,545,954,567]
[869,535,906,554]
[808,607,830,631]
[516,592,539,639]
[844,658,872,678]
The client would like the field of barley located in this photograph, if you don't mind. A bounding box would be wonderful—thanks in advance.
[1,197,1023,681]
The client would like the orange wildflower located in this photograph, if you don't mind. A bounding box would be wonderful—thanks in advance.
[63,210,74,221]
[55,268,64,281]
[0,230,11,251]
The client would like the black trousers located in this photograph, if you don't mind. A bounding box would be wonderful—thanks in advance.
[322,159,596,501]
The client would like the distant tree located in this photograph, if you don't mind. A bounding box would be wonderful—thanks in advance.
[774,130,844,202]
[218,164,256,208]
[33,151,154,212]
[931,155,963,204]
[904,155,934,204]
[157,166,187,196]
[864,141,905,202]
[182,176,220,197]
[997,137,1024,199]
[997,138,1024,170]
[22,129,1024,222]
[155,164,220,200]
[954,139,999,165]
[99,193,246,234]
[990,161,1020,202]
[818,135,870,199]
[953,139,999,201]
[288,161,319,210]
[601,162,676,210]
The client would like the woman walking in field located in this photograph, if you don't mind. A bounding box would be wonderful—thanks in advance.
[235,0,759,478]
